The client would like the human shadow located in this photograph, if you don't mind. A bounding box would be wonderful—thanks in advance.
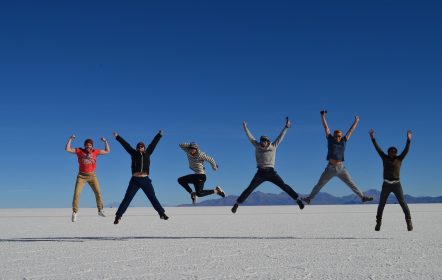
[0,236,392,243]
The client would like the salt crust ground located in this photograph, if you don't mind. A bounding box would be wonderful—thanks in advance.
[1,204,441,280]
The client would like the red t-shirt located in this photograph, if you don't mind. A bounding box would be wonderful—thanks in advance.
[75,148,101,173]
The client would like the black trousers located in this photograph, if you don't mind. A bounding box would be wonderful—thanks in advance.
[178,174,215,197]
[376,181,411,220]
[237,168,299,204]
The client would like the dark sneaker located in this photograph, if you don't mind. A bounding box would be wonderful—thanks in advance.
[215,186,225,198]
[114,216,121,225]
[296,199,305,210]
[362,196,373,203]
[160,213,169,220]
[301,197,311,205]
[406,219,413,231]
[231,203,239,214]
[375,219,382,231]
[191,192,197,205]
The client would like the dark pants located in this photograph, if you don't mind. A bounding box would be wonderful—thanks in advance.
[116,176,165,217]
[178,174,215,197]
[376,181,411,220]
[237,168,299,204]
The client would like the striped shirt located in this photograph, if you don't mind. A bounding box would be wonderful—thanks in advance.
[180,143,218,174]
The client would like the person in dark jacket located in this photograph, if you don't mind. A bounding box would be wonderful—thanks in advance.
[370,129,413,231]
[112,131,168,224]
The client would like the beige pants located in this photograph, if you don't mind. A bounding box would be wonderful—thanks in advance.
[72,172,103,213]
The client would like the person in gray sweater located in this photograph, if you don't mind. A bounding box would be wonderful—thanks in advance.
[231,118,304,213]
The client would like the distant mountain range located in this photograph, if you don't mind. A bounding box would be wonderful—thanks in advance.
[105,190,442,208]
[176,189,442,207]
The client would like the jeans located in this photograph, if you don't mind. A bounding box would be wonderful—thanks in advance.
[376,181,411,220]
[116,176,165,217]
[308,163,364,200]
[178,174,215,197]
[72,172,103,213]
[237,168,299,204]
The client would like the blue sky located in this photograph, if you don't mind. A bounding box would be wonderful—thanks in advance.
[0,1,441,208]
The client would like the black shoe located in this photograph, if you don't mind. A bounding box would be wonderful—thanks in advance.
[215,186,225,198]
[191,192,197,205]
[231,203,239,214]
[301,197,311,205]
[375,219,382,231]
[406,219,413,231]
[114,216,121,225]
[160,213,169,220]
[296,199,305,210]
[362,196,373,203]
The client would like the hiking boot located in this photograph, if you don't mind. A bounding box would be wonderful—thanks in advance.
[215,186,226,198]
[406,219,413,231]
[362,196,373,203]
[301,197,311,205]
[98,210,106,217]
[160,213,169,220]
[71,212,77,222]
[114,216,121,225]
[296,199,305,210]
[191,192,197,205]
[231,203,239,214]
[375,219,382,231]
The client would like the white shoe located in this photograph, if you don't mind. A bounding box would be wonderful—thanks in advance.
[98,210,106,217]
[71,212,77,222]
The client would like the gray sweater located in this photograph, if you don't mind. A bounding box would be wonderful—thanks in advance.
[244,126,288,169]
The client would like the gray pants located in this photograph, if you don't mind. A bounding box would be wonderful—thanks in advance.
[308,163,364,200]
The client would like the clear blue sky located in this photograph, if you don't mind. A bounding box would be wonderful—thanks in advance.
[0,1,441,208]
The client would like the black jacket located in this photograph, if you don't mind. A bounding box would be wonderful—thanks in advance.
[116,133,162,175]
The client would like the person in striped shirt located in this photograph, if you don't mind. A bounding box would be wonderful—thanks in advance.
[231,118,304,214]
[178,142,225,204]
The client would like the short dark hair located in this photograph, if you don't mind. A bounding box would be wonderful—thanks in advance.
[388,147,398,153]
[84,139,93,146]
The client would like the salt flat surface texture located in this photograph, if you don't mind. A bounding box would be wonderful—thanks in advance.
[1,204,442,279]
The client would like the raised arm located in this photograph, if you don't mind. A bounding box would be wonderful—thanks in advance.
[272,118,290,148]
[146,130,163,155]
[398,130,412,160]
[98,137,110,155]
[65,135,76,154]
[369,129,386,158]
[113,132,135,154]
[243,121,259,146]
[320,110,331,137]
[345,115,359,141]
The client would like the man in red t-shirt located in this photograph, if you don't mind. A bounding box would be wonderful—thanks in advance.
[65,134,110,222]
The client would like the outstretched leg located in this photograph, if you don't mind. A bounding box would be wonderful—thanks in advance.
[305,165,336,202]
[336,165,365,199]
[268,170,304,209]
[115,177,139,218]
[140,177,166,216]
[236,171,265,204]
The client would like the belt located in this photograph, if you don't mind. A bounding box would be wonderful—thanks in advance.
[384,179,400,184]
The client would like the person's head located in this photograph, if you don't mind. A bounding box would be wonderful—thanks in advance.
[83,139,93,152]
[387,146,398,158]
[259,136,271,148]
[333,130,343,142]
[188,142,199,155]
[136,142,145,152]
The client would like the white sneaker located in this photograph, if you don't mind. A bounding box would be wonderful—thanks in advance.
[98,210,106,217]
[71,212,77,222]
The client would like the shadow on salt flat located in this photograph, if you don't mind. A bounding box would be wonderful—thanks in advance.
[0,236,393,243]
